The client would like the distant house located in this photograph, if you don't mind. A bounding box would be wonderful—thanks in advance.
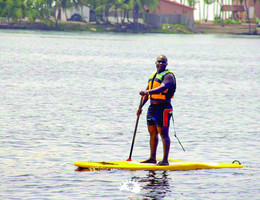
[145,0,194,29]
[221,5,245,20]
[225,0,260,22]
[57,3,90,22]
[146,0,194,20]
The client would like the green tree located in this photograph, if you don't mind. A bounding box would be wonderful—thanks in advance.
[243,0,251,34]
[238,0,252,34]
[119,0,132,24]
[54,0,81,28]
[187,0,196,7]
[0,0,6,17]
[129,0,159,28]
[112,0,131,23]
[204,0,215,21]
[82,0,99,8]
[94,0,115,23]
[81,0,103,23]
[0,0,53,25]
[30,0,52,26]
[0,0,27,23]
[214,0,220,19]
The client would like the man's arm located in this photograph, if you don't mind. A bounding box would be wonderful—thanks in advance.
[137,85,149,116]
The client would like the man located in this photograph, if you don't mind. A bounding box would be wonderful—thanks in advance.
[138,55,176,166]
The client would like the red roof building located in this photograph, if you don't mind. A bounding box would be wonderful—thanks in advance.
[147,0,194,20]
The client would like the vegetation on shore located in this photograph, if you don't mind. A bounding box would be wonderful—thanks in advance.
[0,0,161,30]
[214,18,242,25]
[0,0,194,33]
[151,23,192,34]
[1,0,258,34]
[2,19,192,34]
[59,22,192,33]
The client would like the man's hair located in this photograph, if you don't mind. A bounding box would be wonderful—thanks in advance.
[157,55,168,63]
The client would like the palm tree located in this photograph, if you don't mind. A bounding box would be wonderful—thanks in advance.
[53,0,62,28]
[32,0,52,26]
[83,0,105,23]
[243,0,251,34]
[1,0,25,24]
[0,0,7,17]
[215,0,220,19]
[196,0,202,21]
[61,0,73,21]
[0,0,46,25]
[187,0,196,7]
[94,0,115,23]
[239,0,251,34]
[129,0,159,28]
[203,0,206,21]
[54,0,78,28]
[213,0,216,19]
[120,0,132,24]
[204,0,215,21]
[111,0,131,23]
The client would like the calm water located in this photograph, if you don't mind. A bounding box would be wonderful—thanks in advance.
[0,30,259,200]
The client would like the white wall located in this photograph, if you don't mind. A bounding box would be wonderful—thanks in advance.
[59,5,90,22]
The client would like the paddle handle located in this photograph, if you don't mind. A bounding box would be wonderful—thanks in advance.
[127,97,143,161]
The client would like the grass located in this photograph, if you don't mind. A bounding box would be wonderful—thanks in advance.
[152,23,192,34]
[214,18,242,25]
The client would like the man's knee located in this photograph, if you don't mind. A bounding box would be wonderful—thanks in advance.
[148,125,157,133]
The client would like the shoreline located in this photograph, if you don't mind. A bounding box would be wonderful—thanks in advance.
[0,21,259,35]
[194,22,260,35]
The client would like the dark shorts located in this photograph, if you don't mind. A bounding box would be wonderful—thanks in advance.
[147,103,173,127]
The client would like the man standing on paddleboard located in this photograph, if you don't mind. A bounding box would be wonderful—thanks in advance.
[138,55,176,166]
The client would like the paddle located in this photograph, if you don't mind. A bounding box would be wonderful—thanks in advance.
[127,96,143,161]
[171,114,185,152]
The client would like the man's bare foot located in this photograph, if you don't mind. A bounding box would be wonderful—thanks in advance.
[157,161,169,166]
[140,159,157,164]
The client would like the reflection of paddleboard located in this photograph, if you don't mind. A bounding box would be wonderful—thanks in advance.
[74,158,243,171]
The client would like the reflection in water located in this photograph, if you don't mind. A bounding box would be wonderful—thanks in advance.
[136,171,171,199]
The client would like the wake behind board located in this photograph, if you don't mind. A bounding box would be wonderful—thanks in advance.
[74,158,243,171]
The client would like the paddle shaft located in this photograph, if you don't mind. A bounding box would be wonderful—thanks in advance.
[127,97,143,161]
[171,114,186,152]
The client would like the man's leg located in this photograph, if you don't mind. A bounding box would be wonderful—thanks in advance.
[141,125,158,163]
[157,126,170,165]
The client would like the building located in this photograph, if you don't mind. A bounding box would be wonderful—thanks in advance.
[147,0,194,20]
[57,4,90,22]
[145,0,194,29]
[225,0,260,22]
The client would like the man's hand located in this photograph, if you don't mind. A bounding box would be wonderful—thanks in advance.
[139,90,149,96]
[136,108,142,116]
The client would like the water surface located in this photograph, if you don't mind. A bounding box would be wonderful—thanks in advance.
[0,30,259,199]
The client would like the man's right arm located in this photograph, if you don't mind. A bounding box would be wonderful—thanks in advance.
[137,85,149,116]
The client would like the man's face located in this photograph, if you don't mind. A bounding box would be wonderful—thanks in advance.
[155,57,167,72]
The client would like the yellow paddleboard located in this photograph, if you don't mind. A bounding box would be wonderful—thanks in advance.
[74,158,243,171]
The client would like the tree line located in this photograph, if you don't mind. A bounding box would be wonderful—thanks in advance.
[0,0,258,27]
[0,0,162,27]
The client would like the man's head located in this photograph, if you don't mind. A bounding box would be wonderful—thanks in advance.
[155,55,168,73]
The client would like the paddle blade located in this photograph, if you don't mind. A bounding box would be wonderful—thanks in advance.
[126,158,132,161]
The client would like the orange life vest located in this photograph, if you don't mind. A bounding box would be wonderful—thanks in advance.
[148,70,175,100]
